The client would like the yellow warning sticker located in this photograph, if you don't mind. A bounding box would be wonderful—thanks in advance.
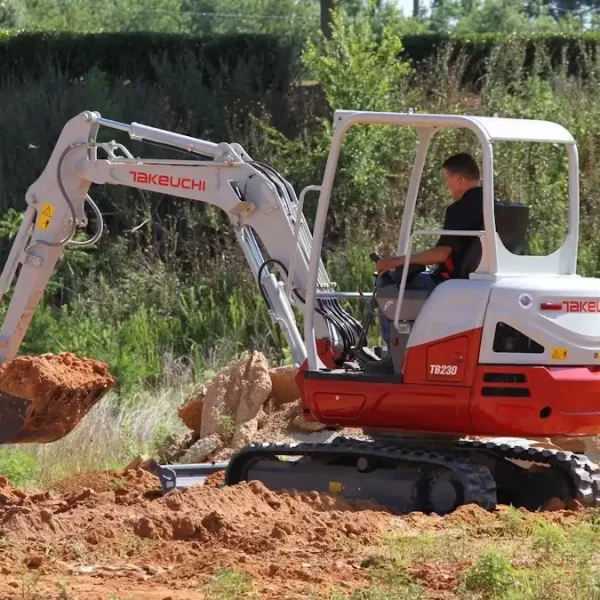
[551,347,568,360]
[37,203,55,230]
[329,481,342,493]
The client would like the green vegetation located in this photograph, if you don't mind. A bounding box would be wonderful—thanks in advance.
[204,568,255,600]
[325,514,600,599]
[0,3,599,487]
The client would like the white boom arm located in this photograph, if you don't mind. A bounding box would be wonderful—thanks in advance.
[0,111,362,366]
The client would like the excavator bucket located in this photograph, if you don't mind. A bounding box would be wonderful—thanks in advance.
[0,352,116,444]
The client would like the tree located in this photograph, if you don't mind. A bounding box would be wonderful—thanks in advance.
[0,0,27,28]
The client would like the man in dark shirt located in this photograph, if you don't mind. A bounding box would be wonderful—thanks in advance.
[366,153,484,373]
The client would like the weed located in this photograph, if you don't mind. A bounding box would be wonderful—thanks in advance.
[219,415,236,445]
[58,583,75,600]
[18,570,42,600]
[496,506,531,538]
[459,551,515,599]
[204,568,254,600]
[531,520,568,563]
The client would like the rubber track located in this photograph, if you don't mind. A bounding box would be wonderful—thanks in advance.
[457,438,600,506]
[225,438,497,510]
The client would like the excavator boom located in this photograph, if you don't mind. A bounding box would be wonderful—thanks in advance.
[0,111,360,444]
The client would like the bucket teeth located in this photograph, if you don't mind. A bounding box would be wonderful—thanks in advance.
[0,387,111,444]
[0,392,30,444]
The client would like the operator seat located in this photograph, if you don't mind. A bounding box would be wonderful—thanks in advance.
[456,201,529,278]
[375,201,530,375]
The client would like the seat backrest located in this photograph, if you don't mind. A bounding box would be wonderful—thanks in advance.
[456,201,529,279]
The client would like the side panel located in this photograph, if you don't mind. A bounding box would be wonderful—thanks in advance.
[406,279,494,348]
[300,374,473,434]
[479,275,600,365]
[403,328,482,386]
[470,365,600,437]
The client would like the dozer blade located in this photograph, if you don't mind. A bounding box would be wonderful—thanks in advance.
[0,352,116,445]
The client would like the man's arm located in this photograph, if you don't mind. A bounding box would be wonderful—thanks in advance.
[376,245,451,274]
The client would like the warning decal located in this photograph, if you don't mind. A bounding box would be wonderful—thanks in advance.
[551,347,568,360]
[328,481,342,493]
[37,203,55,230]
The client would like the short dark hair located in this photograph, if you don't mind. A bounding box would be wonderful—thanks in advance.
[442,153,480,180]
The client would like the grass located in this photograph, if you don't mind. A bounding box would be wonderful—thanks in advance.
[203,568,256,600]
[323,513,600,600]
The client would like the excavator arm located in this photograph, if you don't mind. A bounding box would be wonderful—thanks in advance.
[0,111,363,443]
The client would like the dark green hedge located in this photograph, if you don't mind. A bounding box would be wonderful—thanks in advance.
[0,31,303,90]
[1,30,599,85]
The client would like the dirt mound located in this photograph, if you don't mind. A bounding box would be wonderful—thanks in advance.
[49,465,161,495]
[0,352,116,444]
[0,465,393,585]
[167,352,323,463]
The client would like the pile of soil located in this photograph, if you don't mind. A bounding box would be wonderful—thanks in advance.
[162,352,341,464]
[0,464,394,598]
[0,352,116,444]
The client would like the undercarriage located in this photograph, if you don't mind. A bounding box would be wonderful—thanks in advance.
[225,435,600,514]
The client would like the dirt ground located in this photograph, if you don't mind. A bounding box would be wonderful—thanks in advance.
[0,463,591,600]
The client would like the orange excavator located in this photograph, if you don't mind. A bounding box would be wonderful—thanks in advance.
[1,109,599,514]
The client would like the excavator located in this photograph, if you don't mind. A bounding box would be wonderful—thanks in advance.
[0,109,599,515]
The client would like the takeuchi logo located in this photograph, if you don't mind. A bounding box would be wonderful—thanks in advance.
[130,170,206,191]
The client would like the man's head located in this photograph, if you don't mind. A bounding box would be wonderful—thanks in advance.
[442,153,481,201]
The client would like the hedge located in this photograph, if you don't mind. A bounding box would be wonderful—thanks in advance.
[1,30,599,86]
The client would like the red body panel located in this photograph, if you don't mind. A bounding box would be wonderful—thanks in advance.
[470,365,600,436]
[403,329,482,386]
[298,331,600,437]
[302,377,472,433]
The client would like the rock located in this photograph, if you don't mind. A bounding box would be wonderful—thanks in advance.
[124,455,153,472]
[177,388,205,434]
[172,517,196,540]
[180,434,223,464]
[201,511,227,534]
[26,554,43,569]
[40,509,53,523]
[164,489,184,511]
[344,523,363,536]
[269,365,300,407]
[548,435,600,464]
[541,497,566,512]
[291,414,327,432]
[200,351,272,439]
[271,526,288,541]
[133,517,158,539]
[566,498,584,511]
[231,419,259,449]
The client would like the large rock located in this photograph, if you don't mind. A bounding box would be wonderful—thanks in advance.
[176,351,273,455]
[180,434,223,463]
[546,435,600,464]
[177,385,206,434]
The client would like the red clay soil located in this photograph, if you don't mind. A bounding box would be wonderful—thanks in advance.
[0,466,395,599]
[177,399,203,434]
[0,352,116,444]
[0,466,590,599]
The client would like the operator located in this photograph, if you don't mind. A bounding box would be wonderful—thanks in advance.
[365,152,483,374]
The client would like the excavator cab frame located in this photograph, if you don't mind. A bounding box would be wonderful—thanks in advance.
[302,110,580,373]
